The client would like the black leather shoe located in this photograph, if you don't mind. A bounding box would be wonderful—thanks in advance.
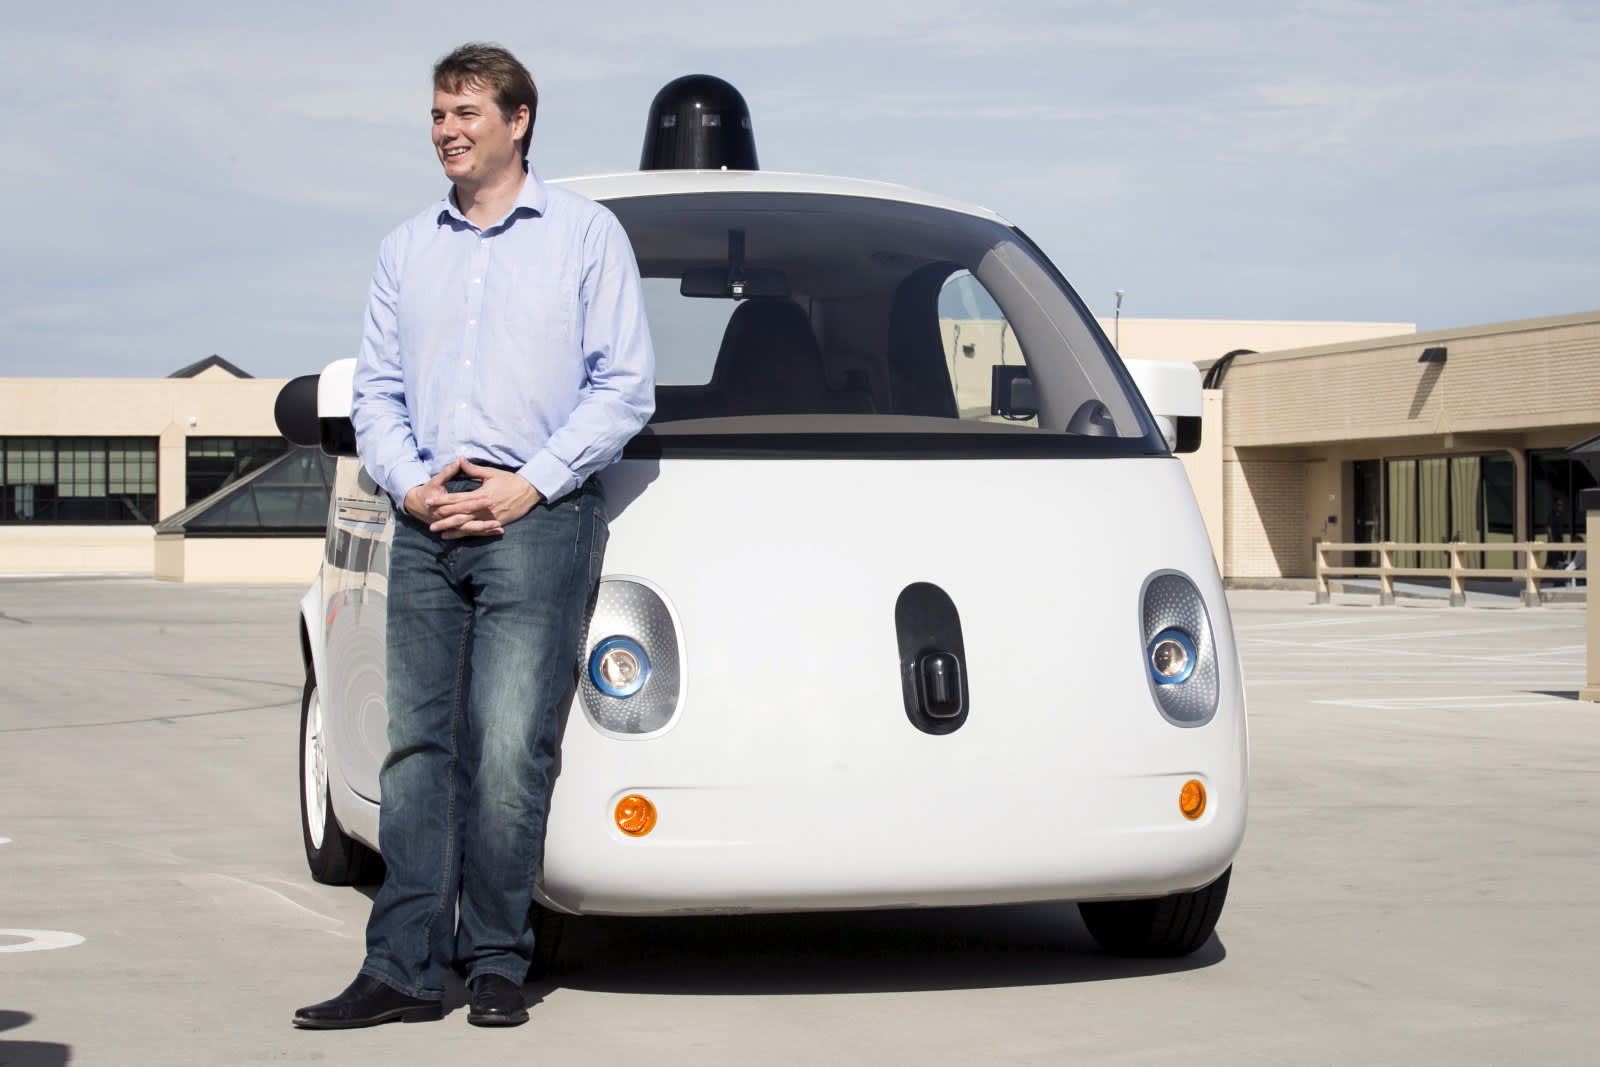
[293,974,443,1029]
[467,974,529,1027]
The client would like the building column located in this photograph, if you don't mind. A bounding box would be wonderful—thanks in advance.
[1583,488,1600,701]
[158,423,187,520]
[1509,447,1528,543]
[1508,447,1539,606]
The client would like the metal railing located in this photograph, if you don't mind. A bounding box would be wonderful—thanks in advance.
[1315,541,1587,606]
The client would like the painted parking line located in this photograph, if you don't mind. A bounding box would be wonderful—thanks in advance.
[1311,693,1565,711]
[0,929,85,953]
[0,839,86,953]
[1232,616,1414,632]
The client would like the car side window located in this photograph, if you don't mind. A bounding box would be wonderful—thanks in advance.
[938,270,1038,429]
[638,277,737,386]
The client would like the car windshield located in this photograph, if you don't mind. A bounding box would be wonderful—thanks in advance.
[603,191,1163,457]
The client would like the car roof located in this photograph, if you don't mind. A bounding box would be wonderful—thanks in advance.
[552,170,1010,226]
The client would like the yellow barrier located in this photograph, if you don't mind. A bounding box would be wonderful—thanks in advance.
[1314,541,1586,606]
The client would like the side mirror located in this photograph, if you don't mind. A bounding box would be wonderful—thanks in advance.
[274,374,321,446]
[272,359,359,457]
[1122,358,1203,453]
[989,365,1037,420]
[315,359,360,457]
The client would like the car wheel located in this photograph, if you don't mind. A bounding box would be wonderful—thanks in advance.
[300,672,382,885]
[1078,865,1231,958]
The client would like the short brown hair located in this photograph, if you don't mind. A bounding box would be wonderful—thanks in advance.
[433,43,538,159]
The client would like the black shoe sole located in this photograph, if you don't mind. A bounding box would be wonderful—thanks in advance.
[292,1003,444,1029]
[467,1009,529,1027]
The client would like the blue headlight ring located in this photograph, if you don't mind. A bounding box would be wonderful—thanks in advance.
[589,636,651,698]
[1148,628,1197,686]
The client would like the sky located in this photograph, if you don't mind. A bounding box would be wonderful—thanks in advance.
[1,0,1596,379]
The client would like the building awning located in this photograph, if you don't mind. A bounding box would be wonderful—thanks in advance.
[157,446,333,537]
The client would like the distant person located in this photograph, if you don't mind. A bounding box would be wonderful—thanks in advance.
[1547,497,1569,569]
[293,42,654,1030]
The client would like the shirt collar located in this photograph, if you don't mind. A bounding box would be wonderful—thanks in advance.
[436,162,548,232]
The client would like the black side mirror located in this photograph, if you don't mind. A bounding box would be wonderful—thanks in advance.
[989,365,1037,420]
[274,375,321,446]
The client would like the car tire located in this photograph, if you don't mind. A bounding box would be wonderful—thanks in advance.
[1077,865,1231,958]
[299,672,382,886]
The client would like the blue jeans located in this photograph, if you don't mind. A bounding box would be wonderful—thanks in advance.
[360,476,607,999]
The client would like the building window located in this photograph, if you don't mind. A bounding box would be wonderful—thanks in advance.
[0,437,159,523]
[1529,449,1594,548]
[1377,451,1517,568]
[186,437,292,505]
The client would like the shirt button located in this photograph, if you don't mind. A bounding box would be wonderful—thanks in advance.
[464,360,472,367]
[468,319,477,326]
[472,278,481,284]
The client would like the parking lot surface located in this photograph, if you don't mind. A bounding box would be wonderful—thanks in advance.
[1,578,1595,1065]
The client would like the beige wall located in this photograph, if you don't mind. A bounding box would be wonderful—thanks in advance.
[154,535,323,584]
[940,317,1417,385]
[1178,390,1225,565]
[1219,312,1600,449]
[1224,457,1310,578]
[1102,317,1415,364]
[938,320,1019,414]
[0,374,287,520]
[0,373,291,577]
[1586,499,1600,702]
[1214,311,1600,579]
[0,525,155,575]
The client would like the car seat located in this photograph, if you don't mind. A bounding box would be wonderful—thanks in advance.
[710,300,872,415]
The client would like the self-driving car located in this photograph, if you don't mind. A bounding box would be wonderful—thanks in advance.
[276,76,1247,960]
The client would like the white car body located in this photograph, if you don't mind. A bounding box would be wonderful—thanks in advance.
[289,165,1247,940]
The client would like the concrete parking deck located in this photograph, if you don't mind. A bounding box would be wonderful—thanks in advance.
[0,579,1594,1064]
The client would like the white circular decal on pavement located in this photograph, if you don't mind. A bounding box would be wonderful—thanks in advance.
[0,837,11,846]
[0,929,85,953]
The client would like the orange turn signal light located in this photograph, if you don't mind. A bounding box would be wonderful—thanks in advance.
[1179,779,1207,820]
[615,794,657,837]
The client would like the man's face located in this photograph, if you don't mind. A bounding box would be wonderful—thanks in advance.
[431,83,528,188]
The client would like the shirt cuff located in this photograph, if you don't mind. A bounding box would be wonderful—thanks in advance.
[518,451,579,503]
[384,460,434,510]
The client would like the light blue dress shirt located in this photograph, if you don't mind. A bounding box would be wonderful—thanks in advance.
[351,168,655,507]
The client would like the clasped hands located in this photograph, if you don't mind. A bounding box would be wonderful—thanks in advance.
[402,458,544,540]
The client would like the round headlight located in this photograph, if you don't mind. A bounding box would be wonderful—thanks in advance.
[1148,628,1196,685]
[589,636,650,698]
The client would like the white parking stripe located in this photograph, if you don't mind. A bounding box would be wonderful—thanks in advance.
[1233,616,1408,632]
[0,929,85,953]
[1311,694,1565,710]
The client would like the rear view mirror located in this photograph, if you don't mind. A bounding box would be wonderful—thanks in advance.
[680,226,789,299]
[680,266,789,299]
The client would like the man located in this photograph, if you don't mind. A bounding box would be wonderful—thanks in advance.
[294,43,654,1030]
